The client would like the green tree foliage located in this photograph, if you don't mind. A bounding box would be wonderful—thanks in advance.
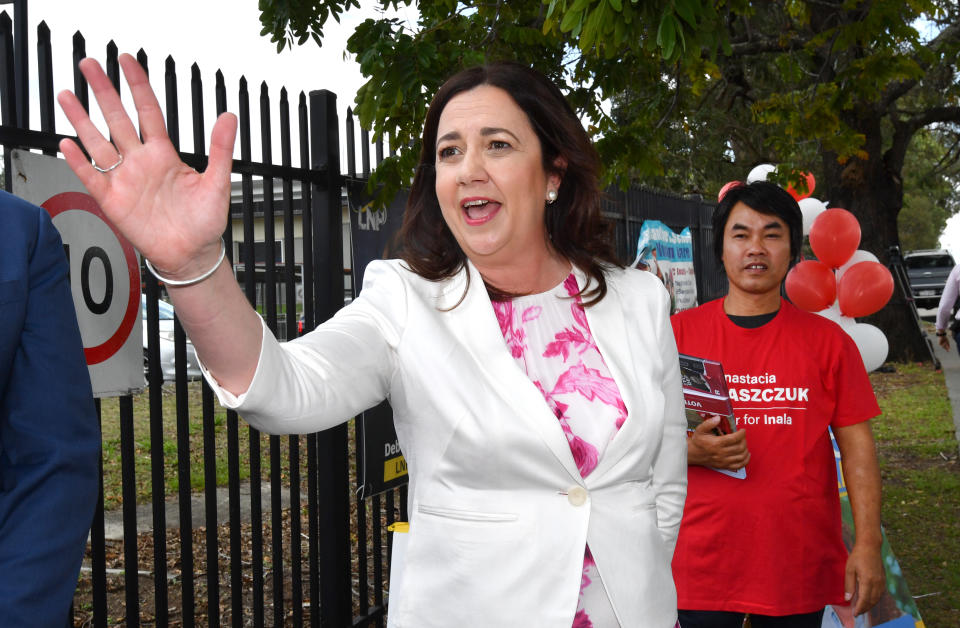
[899,129,960,251]
[258,0,741,198]
[259,0,960,360]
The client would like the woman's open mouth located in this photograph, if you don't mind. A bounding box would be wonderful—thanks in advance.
[461,198,502,225]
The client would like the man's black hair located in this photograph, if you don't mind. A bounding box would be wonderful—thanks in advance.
[712,180,803,265]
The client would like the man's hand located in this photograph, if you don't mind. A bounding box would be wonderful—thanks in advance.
[687,416,750,470]
[939,333,950,351]
[844,542,885,616]
[834,421,884,617]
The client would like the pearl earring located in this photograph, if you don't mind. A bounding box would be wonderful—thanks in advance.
[546,189,558,203]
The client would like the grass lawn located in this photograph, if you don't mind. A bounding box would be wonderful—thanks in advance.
[96,380,310,510]
[93,363,960,625]
[870,362,960,627]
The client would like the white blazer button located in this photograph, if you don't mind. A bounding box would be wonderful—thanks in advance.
[567,486,588,507]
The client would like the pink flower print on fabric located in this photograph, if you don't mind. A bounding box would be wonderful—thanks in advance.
[493,274,627,628]
[564,424,599,478]
[541,381,600,476]
[543,327,591,361]
[572,610,593,628]
[573,549,597,628]
[543,276,594,362]
[565,274,592,334]
[492,300,540,359]
[553,363,625,410]
[522,305,542,323]
[534,384,598,475]
[553,363,628,441]
[581,546,596,589]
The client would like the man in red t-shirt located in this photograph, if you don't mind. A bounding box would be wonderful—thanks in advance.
[671,181,884,628]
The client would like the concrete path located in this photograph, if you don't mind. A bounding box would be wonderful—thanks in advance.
[100,482,306,541]
[927,327,960,458]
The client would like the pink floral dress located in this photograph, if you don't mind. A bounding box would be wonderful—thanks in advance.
[493,273,625,628]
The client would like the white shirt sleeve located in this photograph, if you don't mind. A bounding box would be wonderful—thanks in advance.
[649,279,688,552]
[935,264,960,332]
[200,260,406,434]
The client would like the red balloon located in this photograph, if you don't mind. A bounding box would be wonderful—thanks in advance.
[785,260,837,312]
[809,208,860,269]
[838,261,894,318]
[787,172,816,200]
[718,180,743,201]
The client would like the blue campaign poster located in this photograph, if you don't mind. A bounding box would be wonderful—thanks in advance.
[633,220,698,313]
[824,432,925,628]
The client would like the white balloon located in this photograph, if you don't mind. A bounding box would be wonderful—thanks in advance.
[845,323,889,372]
[838,315,857,329]
[837,249,879,279]
[816,301,855,328]
[747,163,776,183]
[798,197,828,237]
[816,301,843,323]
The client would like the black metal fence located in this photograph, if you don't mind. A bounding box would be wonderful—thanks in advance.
[0,5,404,626]
[0,3,723,627]
[603,185,726,303]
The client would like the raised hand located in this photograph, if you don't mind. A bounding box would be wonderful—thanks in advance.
[57,53,238,280]
[57,53,264,394]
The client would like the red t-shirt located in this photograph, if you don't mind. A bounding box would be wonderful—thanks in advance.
[670,298,880,615]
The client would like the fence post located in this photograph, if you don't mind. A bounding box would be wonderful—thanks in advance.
[0,11,14,189]
[309,88,352,627]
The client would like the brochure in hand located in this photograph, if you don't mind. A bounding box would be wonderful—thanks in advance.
[678,353,745,479]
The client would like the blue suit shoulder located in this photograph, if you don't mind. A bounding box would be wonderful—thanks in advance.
[0,190,51,267]
[0,189,100,627]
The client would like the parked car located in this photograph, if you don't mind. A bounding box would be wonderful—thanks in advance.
[904,249,957,309]
[141,295,202,383]
[296,295,352,336]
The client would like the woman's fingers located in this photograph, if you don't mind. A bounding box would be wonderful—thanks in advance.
[75,58,141,155]
[117,53,169,143]
[55,87,122,172]
[206,112,238,185]
[58,137,108,200]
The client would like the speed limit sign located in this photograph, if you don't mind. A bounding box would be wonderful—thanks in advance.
[12,150,143,396]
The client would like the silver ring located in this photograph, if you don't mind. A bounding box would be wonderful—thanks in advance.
[92,153,123,173]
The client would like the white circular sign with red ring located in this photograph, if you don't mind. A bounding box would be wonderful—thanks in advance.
[42,191,140,365]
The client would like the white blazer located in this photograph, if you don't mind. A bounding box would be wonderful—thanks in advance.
[209,259,687,627]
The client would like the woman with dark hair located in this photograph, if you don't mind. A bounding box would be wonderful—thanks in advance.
[401,63,618,304]
[58,55,686,627]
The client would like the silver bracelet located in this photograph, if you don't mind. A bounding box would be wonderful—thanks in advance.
[144,238,227,287]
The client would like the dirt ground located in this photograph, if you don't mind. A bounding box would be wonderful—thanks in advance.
[73,503,391,627]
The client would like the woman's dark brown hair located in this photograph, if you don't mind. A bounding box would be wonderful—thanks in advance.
[399,62,620,305]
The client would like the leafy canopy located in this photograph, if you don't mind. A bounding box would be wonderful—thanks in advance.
[258,0,960,218]
[258,0,743,202]
[259,0,960,360]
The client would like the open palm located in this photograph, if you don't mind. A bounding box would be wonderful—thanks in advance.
[58,54,237,275]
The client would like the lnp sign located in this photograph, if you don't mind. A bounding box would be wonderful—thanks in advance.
[12,150,143,396]
[347,180,409,497]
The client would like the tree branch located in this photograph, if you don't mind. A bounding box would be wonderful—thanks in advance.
[881,20,960,108]
[889,107,960,174]
[727,35,805,57]
[901,105,960,129]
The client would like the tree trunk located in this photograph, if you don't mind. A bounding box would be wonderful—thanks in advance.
[821,140,932,363]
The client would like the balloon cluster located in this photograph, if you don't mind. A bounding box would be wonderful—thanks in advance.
[720,164,894,371]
